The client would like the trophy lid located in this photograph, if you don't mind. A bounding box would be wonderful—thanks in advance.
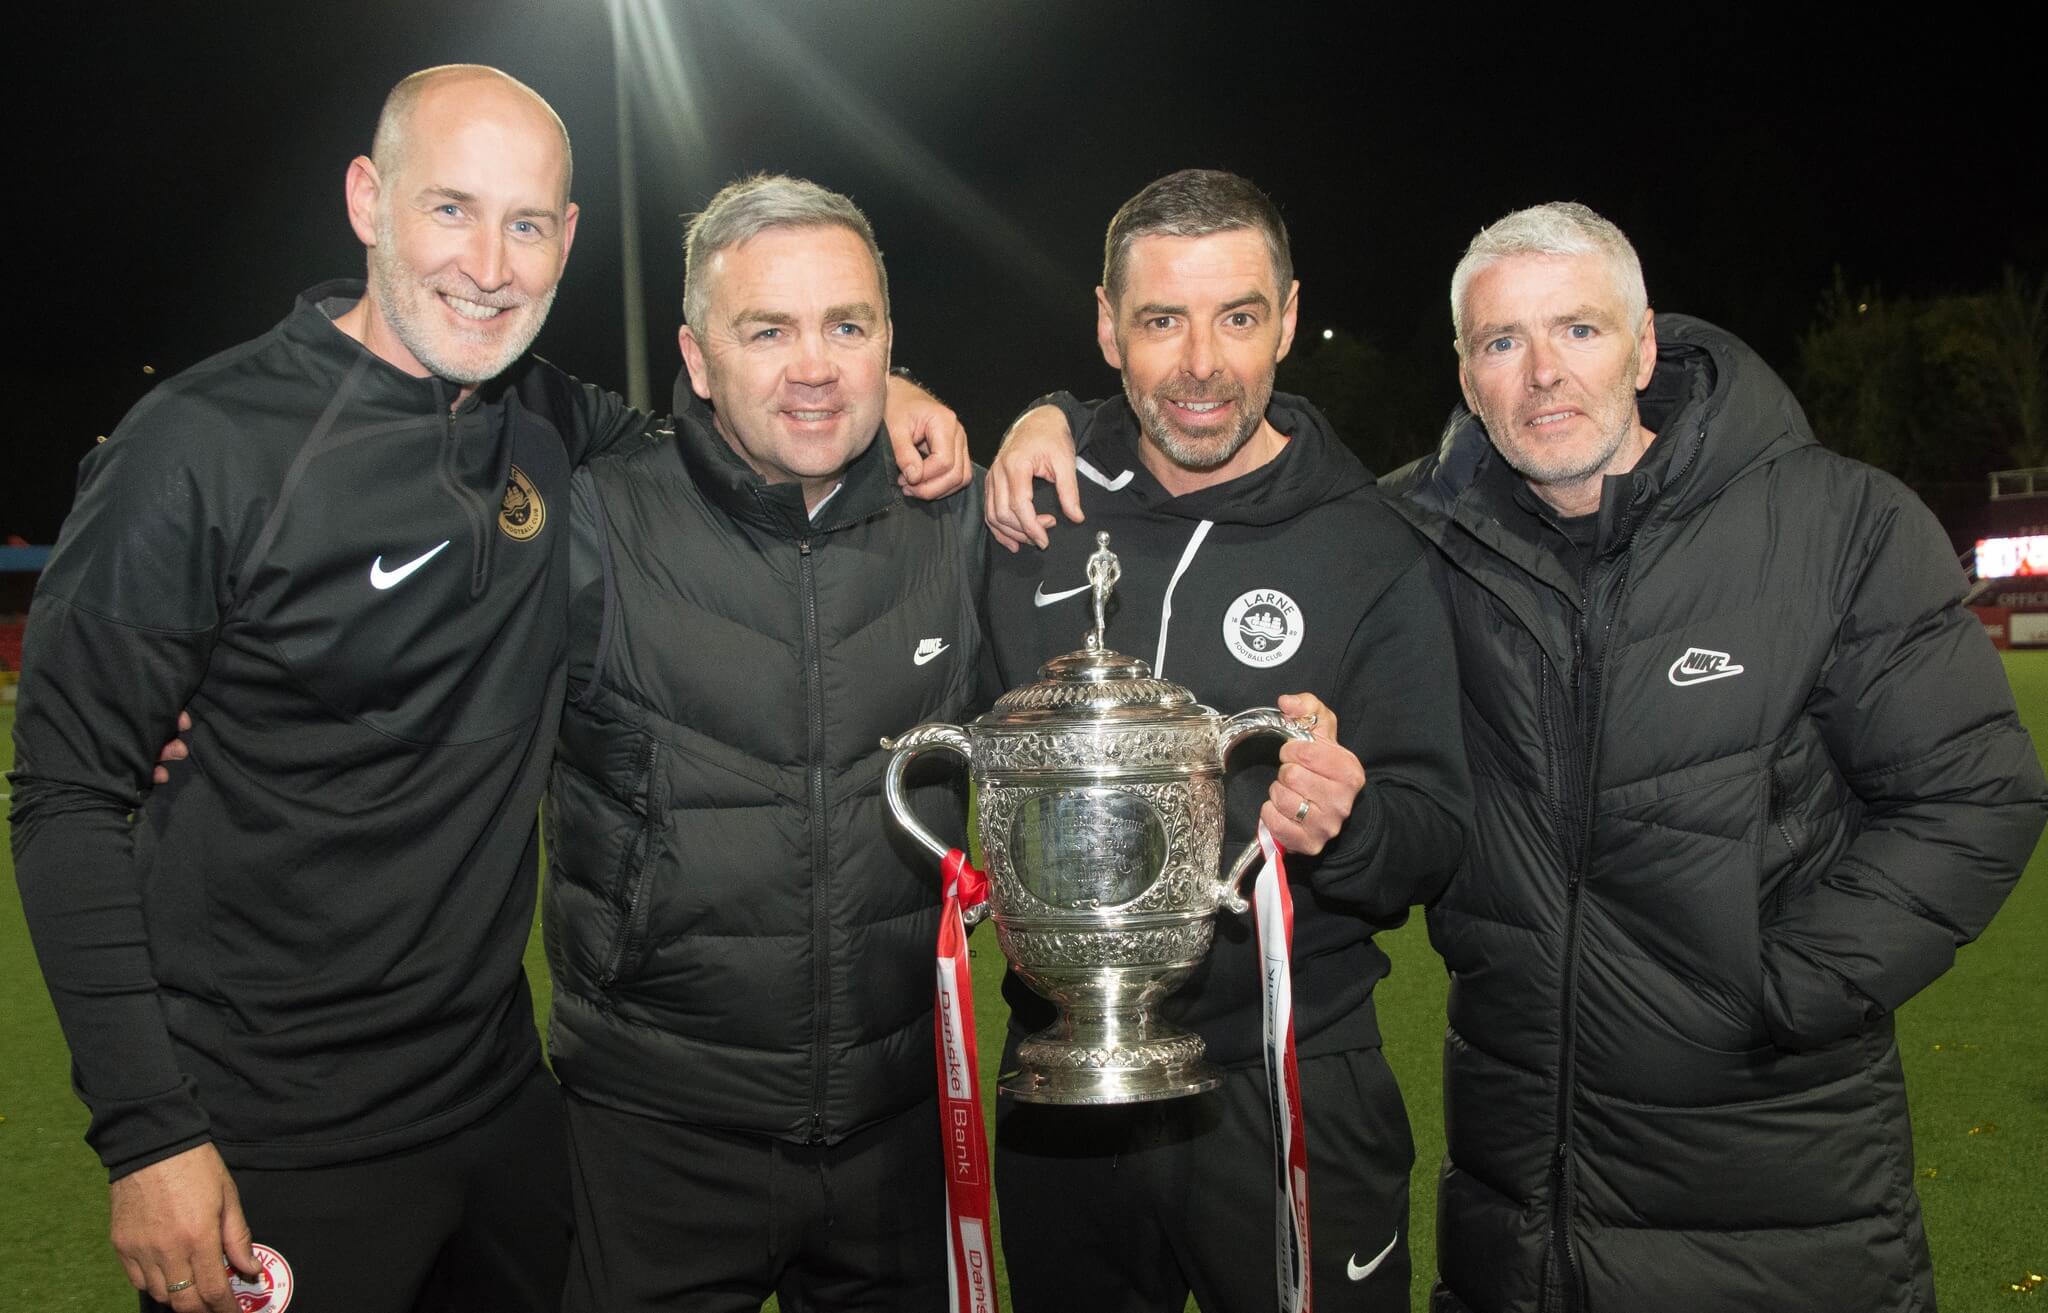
[989,532,1202,719]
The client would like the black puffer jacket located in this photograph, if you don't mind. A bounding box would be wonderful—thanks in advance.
[544,381,985,1142]
[1388,316,2046,1313]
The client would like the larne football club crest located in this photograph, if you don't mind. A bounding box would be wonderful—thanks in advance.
[500,465,546,541]
[1223,588,1304,667]
[228,1244,295,1312]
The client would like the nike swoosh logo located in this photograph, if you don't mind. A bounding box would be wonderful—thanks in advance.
[1670,667,1743,686]
[1034,582,1091,607]
[1347,1230,1400,1281]
[914,641,950,665]
[369,540,452,591]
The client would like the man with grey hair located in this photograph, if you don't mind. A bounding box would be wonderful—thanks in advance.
[989,198,2046,1312]
[1391,201,2040,1312]
[13,70,968,1313]
[540,173,987,1312]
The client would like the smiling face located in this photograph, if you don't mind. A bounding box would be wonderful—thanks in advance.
[346,74,578,390]
[1456,251,1658,514]
[1098,228,1299,495]
[678,223,892,508]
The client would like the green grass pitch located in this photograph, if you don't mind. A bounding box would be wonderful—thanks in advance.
[4,657,2045,1310]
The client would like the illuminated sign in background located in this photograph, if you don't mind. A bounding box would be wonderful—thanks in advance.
[1975,536,2048,579]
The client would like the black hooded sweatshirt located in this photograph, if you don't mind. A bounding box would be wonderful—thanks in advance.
[984,391,1472,1064]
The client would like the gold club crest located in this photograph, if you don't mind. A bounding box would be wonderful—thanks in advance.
[500,465,545,541]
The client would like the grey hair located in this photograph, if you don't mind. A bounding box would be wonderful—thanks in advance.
[1449,201,1647,349]
[371,65,572,200]
[683,174,889,330]
[1102,169,1293,308]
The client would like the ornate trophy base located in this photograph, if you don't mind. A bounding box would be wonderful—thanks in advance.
[1001,1015,1222,1105]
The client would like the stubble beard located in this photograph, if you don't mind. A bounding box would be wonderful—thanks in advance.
[370,206,555,386]
[1127,367,1272,473]
[1483,345,1644,494]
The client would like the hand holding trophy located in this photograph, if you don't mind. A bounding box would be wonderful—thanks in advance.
[883,532,1312,1103]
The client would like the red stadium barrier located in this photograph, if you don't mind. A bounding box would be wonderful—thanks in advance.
[0,622,22,671]
[1973,606,2012,650]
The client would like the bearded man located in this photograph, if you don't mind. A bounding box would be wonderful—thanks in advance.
[980,168,1471,1313]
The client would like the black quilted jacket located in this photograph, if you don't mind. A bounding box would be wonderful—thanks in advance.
[543,378,986,1143]
[1388,315,2046,1313]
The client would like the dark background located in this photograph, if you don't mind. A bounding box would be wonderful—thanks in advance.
[5,2,2038,542]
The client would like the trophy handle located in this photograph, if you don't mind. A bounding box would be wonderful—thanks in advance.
[880,724,989,925]
[1213,708,1318,914]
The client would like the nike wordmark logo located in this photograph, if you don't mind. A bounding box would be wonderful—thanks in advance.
[1034,582,1091,607]
[369,540,452,591]
[1668,646,1745,686]
[914,638,950,665]
[1347,1230,1400,1281]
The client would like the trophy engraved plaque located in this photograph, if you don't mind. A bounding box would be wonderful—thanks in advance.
[883,532,1311,1104]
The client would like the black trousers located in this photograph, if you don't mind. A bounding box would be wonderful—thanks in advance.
[995,1046,1414,1313]
[561,1092,949,1313]
[140,1063,571,1313]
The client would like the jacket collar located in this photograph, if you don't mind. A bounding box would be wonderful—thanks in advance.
[668,369,902,539]
[1074,391,1371,525]
[285,279,545,418]
[1404,314,1817,570]
[1415,315,1813,526]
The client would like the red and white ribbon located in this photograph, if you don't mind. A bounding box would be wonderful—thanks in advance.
[1253,821,1312,1313]
[934,848,1001,1313]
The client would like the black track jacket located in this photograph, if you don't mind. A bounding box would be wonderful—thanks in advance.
[985,392,1472,1065]
[10,282,647,1178]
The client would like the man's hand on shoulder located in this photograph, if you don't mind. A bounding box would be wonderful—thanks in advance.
[884,372,971,501]
[986,404,1084,553]
[1262,693,1366,857]
[110,1143,260,1313]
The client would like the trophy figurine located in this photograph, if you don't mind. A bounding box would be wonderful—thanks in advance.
[882,532,1311,1104]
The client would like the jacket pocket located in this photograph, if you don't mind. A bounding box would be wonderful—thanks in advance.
[1759,752,1804,914]
[598,735,663,994]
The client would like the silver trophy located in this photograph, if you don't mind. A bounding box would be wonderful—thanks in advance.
[883,532,1311,1104]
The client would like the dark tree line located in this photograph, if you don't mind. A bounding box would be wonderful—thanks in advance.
[1796,268,2047,485]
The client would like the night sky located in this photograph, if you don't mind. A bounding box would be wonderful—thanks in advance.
[7,2,2038,542]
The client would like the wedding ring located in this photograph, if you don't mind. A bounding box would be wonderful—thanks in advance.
[1294,798,1312,822]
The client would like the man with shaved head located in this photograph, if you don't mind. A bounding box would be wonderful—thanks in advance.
[10,65,967,1313]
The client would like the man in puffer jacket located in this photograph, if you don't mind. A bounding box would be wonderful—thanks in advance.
[543,175,987,1313]
[1388,202,2046,1313]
